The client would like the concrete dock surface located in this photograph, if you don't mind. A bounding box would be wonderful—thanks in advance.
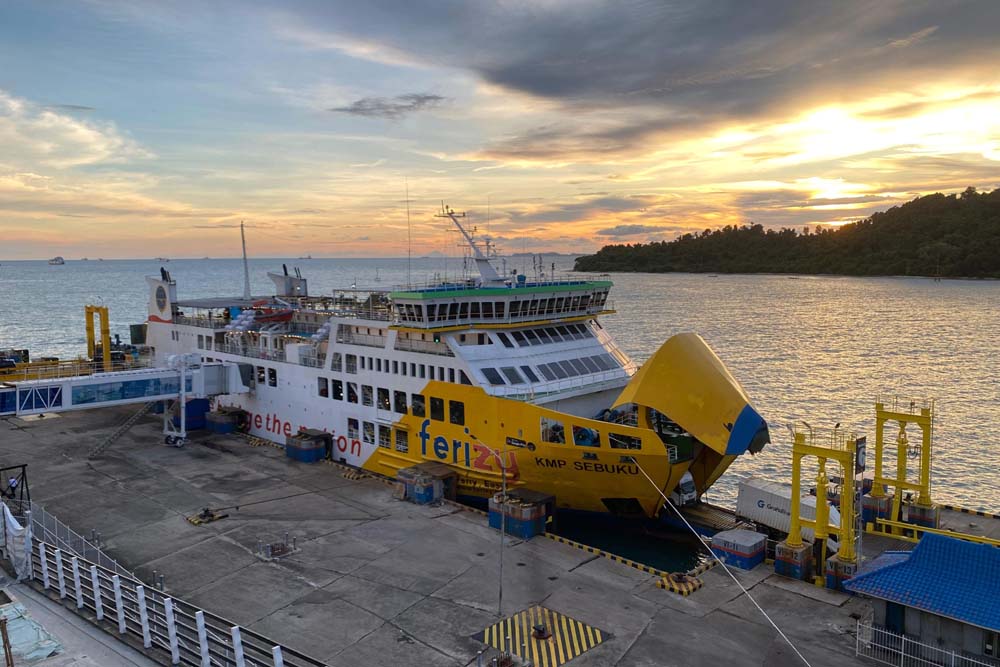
[3,406,884,666]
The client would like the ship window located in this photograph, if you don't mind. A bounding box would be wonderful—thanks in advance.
[984,631,998,657]
[470,302,480,318]
[256,366,265,383]
[511,331,526,346]
[426,304,437,322]
[573,425,600,447]
[430,397,445,421]
[609,433,642,450]
[580,325,595,338]
[559,360,579,377]
[482,302,493,317]
[549,362,568,379]
[332,353,343,372]
[317,377,329,397]
[538,364,558,381]
[509,301,521,317]
[448,368,455,383]
[556,325,571,338]
[197,335,204,349]
[500,367,524,385]
[401,362,407,377]
[348,418,359,439]
[360,356,366,370]
[419,364,426,379]
[481,368,505,385]
[332,379,343,400]
[524,330,539,344]
[520,366,540,383]
[495,302,505,318]
[497,332,514,348]
[378,425,391,449]
[377,387,390,410]
[449,400,465,426]
[376,358,382,372]
[363,421,375,445]
[392,360,399,374]
[545,328,562,342]
[412,394,425,417]
[395,429,409,453]
[569,359,590,375]
[460,371,472,385]
[580,357,601,373]
[535,329,552,344]
[459,303,469,318]
[601,353,618,368]
[410,362,417,376]
[362,385,373,407]
[541,417,565,444]
[347,382,358,403]
[268,368,277,386]
[346,354,357,373]
[477,333,487,345]
[394,390,407,413]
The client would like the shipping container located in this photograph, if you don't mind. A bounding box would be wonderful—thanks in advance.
[736,477,840,542]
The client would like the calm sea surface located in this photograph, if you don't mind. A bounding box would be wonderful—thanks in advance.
[2,257,998,518]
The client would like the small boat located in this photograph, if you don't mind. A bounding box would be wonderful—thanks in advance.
[254,309,294,324]
[48,256,65,265]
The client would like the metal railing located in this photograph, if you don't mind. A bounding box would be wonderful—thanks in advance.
[856,622,998,667]
[488,368,629,400]
[27,542,326,667]
[24,504,133,578]
[214,344,287,363]
[393,338,455,357]
[0,358,153,383]
[174,315,229,330]
[335,331,387,349]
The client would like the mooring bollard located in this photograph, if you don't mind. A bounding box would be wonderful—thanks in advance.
[136,585,151,648]
[196,610,210,667]
[71,557,83,609]
[111,575,126,634]
[90,565,103,620]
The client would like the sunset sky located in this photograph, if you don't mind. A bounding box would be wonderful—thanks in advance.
[2,0,999,259]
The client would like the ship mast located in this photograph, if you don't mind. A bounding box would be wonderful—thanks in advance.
[240,220,251,300]
[436,204,504,286]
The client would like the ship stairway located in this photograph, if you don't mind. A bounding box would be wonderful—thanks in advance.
[87,400,157,459]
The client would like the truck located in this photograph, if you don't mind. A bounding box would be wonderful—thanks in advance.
[669,471,697,506]
[736,477,840,544]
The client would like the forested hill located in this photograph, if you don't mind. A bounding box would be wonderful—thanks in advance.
[574,187,1000,278]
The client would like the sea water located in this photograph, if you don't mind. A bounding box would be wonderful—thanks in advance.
[1,257,998,566]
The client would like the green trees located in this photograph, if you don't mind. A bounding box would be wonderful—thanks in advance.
[574,188,1000,278]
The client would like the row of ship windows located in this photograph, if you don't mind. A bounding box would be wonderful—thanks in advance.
[495,323,593,349]
[317,381,467,424]
[348,419,411,452]
[539,416,643,450]
[480,353,619,386]
[397,292,609,323]
[331,352,471,384]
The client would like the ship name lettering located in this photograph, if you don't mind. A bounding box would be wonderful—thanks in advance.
[534,457,566,468]
[573,461,639,475]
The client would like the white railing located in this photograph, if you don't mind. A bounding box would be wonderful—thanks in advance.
[26,542,326,667]
[215,343,287,363]
[488,368,629,400]
[0,358,153,383]
[27,504,132,578]
[394,338,455,357]
[856,621,998,667]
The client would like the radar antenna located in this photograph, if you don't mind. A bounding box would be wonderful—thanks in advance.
[435,204,504,286]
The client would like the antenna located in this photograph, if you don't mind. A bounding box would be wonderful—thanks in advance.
[240,220,251,300]
[435,203,503,285]
[406,180,412,288]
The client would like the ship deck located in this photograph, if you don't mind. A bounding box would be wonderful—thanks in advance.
[5,406,876,666]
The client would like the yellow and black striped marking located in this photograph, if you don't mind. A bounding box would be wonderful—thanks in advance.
[341,469,368,481]
[941,504,1000,520]
[475,606,608,667]
[542,533,671,579]
[656,572,703,596]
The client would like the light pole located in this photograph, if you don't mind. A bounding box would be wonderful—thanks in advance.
[470,433,508,618]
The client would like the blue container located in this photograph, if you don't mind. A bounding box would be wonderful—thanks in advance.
[207,421,235,434]
[285,444,324,463]
[172,398,210,430]
[711,546,764,570]
[488,511,545,539]
[774,559,809,580]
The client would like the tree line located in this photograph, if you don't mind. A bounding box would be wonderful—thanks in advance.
[574,187,1000,278]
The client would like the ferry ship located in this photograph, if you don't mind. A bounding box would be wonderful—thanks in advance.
[143,208,770,519]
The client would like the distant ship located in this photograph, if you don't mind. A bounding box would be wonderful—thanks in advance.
[154,257,170,262]
[48,256,65,265]
[298,254,313,260]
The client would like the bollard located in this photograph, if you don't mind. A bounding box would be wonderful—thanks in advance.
[272,645,285,667]
[54,550,67,599]
[112,575,126,634]
[195,611,210,667]
[39,543,50,590]
[90,565,104,620]
[136,586,151,648]
[231,626,247,667]
[159,574,165,591]
[476,650,484,667]
[71,558,84,609]
[284,531,289,546]
[164,598,180,664]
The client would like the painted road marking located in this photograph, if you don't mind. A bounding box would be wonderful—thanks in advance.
[474,606,608,667]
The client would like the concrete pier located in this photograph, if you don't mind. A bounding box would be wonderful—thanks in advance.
[4,406,886,666]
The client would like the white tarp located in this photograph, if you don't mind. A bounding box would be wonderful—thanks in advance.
[1,502,33,581]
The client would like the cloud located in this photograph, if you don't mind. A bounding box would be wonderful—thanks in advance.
[596,224,668,237]
[329,93,444,119]
[46,104,97,112]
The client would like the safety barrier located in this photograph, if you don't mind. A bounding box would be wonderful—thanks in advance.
[26,505,133,578]
[940,504,1000,520]
[28,541,326,667]
[856,621,996,667]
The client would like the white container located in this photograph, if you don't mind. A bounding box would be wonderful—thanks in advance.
[736,477,840,542]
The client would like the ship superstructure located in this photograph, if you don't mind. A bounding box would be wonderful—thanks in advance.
[143,207,770,518]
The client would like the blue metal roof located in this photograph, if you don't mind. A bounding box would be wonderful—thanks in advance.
[845,533,1000,632]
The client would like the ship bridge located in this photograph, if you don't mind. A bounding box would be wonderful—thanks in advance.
[0,359,251,418]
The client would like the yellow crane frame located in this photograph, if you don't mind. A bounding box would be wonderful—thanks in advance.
[869,396,934,535]
[85,305,112,370]
[787,428,858,567]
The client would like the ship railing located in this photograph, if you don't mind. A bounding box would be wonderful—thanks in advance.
[393,338,455,357]
[298,353,326,369]
[855,621,997,667]
[214,343,287,363]
[0,358,153,383]
[393,272,612,293]
[489,368,629,400]
[18,537,326,667]
[335,331,387,349]
[412,306,613,329]
[173,315,229,330]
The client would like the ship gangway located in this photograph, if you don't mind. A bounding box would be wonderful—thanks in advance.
[0,354,252,443]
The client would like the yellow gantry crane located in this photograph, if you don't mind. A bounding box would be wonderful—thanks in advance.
[784,426,860,588]
[85,305,112,371]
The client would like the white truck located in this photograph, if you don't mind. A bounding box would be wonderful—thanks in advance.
[669,472,698,506]
[736,477,840,544]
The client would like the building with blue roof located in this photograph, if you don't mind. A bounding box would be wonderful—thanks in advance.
[845,533,1000,662]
